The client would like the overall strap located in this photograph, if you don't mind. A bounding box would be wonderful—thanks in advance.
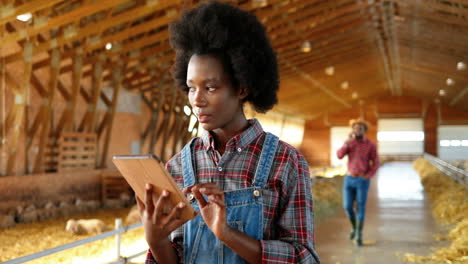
[252,132,279,189]
[181,137,198,188]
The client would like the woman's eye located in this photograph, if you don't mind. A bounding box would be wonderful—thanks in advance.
[207,87,216,92]
[187,87,195,92]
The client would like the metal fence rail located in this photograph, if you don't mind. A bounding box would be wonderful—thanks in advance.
[424,153,468,187]
[2,220,146,264]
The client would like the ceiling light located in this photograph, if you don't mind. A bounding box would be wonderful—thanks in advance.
[446,78,454,86]
[439,89,446,96]
[105,43,112,50]
[16,13,32,22]
[351,92,358,99]
[325,66,334,76]
[457,61,466,71]
[340,81,349,90]
[301,41,311,53]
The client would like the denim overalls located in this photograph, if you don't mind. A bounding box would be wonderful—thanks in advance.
[180,133,279,264]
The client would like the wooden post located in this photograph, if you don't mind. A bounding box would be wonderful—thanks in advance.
[100,63,122,168]
[66,51,83,132]
[0,36,4,175]
[147,73,167,153]
[160,86,178,161]
[33,49,60,173]
[7,41,32,175]
[87,55,104,132]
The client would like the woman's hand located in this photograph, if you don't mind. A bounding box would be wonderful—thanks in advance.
[136,183,188,249]
[184,183,229,239]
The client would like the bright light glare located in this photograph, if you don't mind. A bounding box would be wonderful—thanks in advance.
[440,140,450,147]
[187,115,197,132]
[450,140,461,147]
[462,140,468,146]
[377,131,424,141]
[16,13,32,22]
[105,43,112,50]
[183,105,191,116]
[280,126,304,147]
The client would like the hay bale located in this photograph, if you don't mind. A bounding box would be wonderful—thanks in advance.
[18,210,38,223]
[0,214,15,228]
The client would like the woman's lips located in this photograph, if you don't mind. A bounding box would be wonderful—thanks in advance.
[197,114,211,123]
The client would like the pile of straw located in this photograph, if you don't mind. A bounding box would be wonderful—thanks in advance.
[312,177,342,205]
[0,207,146,264]
[403,158,468,263]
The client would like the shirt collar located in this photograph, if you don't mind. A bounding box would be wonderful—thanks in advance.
[200,118,264,152]
[354,137,369,144]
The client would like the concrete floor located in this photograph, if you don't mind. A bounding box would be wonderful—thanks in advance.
[315,162,448,264]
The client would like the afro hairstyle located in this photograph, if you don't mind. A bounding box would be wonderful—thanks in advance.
[169,1,279,113]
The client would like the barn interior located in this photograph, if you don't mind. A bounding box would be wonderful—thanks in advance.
[0,0,467,263]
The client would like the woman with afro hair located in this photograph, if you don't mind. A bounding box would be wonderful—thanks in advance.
[137,1,320,263]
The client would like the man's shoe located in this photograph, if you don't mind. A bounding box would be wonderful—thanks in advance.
[356,220,364,246]
[348,216,356,240]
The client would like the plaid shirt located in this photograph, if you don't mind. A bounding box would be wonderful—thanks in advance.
[146,119,320,263]
[337,137,379,179]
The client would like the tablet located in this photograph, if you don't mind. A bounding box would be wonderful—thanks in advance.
[112,154,196,221]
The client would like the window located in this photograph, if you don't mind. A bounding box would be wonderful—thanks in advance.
[378,118,424,155]
[438,126,468,161]
[377,131,424,141]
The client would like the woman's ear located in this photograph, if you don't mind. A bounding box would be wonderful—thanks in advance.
[239,85,249,100]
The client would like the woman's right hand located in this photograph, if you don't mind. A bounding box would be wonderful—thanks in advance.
[136,183,188,249]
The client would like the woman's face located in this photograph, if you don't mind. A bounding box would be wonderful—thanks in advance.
[186,54,246,132]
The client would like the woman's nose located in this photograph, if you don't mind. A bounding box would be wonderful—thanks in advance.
[191,88,207,107]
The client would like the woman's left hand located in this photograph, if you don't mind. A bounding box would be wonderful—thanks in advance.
[184,183,228,238]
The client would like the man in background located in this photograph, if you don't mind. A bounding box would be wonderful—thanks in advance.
[337,118,379,246]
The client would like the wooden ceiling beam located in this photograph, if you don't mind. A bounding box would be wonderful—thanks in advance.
[278,55,352,109]
[281,52,379,79]
[450,86,468,106]
[280,30,372,61]
[253,0,318,22]
[398,37,468,59]
[400,62,468,82]
[396,26,468,53]
[280,50,376,78]
[5,1,180,65]
[0,0,65,27]
[2,0,130,46]
[269,1,367,40]
[397,4,468,27]
[275,16,367,53]
[392,0,468,17]
[266,0,356,33]
[365,3,396,95]
[380,1,402,95]
[280,38,374,70]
